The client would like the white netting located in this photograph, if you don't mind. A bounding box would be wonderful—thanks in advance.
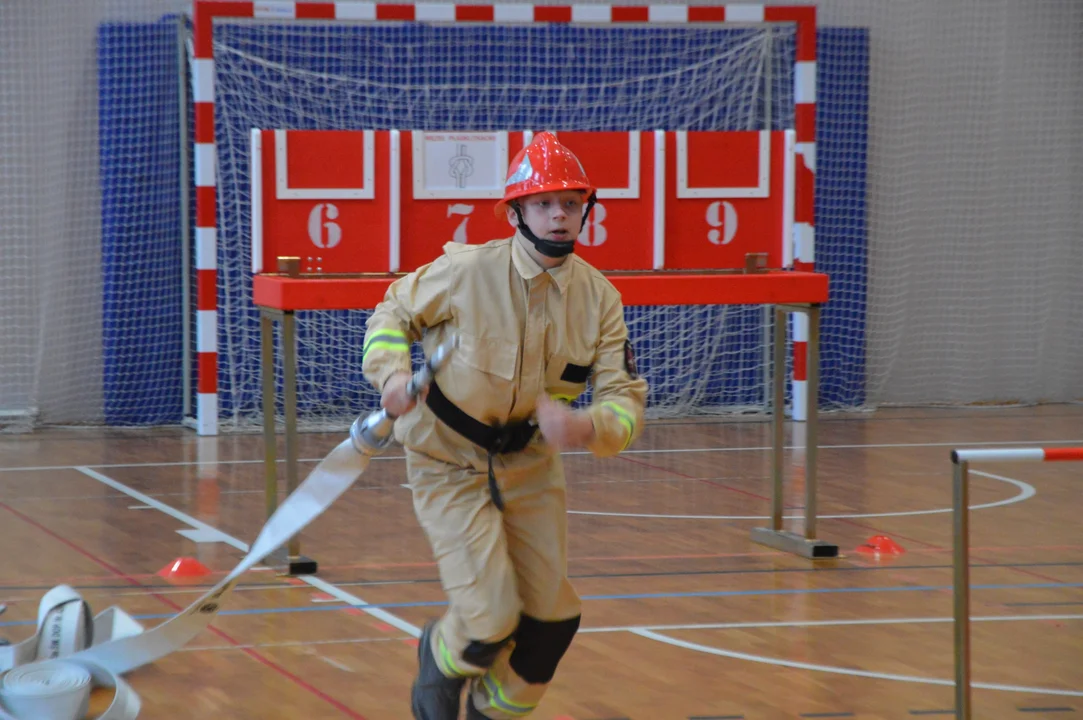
[2,1,1080,431]
[817,1,1083,406]
[0,0,191,431]
[208,19,798,431]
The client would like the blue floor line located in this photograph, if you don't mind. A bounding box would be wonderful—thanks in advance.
[1,560,1079,595]
[1,580,1081,628]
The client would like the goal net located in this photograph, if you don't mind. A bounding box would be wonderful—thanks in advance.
[200,15,805,432]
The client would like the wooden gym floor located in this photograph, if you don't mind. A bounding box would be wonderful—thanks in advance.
[1,405,1081,719]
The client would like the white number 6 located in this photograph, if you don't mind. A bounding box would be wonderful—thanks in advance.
[308,203,342,249]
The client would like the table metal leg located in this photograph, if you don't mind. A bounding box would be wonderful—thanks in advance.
[771,305,786,531]
[750,304,838,559]
[260,307,317,576]
[805,303,820,540]
[260,309,278,521]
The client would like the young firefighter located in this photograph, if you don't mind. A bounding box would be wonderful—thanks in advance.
[361,132,648,720]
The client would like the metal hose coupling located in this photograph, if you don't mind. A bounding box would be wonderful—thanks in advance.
[349,333,459,455]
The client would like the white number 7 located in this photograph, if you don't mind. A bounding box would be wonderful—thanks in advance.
[448,203,474,244]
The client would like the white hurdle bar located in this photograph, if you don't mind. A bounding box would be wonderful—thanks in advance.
[948,446,1083,719]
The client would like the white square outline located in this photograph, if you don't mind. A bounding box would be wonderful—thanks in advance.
[274,129,375,200]
[675,129,770,198]
[540,130,640,200]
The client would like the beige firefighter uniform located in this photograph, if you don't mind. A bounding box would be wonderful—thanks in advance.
[362,230,647,718]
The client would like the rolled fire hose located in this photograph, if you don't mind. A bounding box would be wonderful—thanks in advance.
[0,337,456,720]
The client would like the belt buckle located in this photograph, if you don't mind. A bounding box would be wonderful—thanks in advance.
[488,430,511,455]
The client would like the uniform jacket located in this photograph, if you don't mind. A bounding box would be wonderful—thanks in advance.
[362,231,648,473]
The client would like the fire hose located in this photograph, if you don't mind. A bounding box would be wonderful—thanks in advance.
[0,336,457,720]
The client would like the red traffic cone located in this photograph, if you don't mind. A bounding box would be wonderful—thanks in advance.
[855,535,905,557]
[157,557,212,584]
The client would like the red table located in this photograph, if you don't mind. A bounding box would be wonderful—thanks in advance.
[254,268,837,572]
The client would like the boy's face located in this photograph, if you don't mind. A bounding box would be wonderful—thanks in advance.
[506,190,585,243]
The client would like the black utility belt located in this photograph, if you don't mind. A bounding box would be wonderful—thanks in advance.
[425,380,537,455]
[424,380,538,511]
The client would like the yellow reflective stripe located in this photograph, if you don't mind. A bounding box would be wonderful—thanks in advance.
[363,329,408,353]
[363,340,409,356]
[437,635,469,678]
[364,328,407,344]
[362,330,409,362]
[603,401,635,450]
[482,673,535,717]
[549,393,579,403]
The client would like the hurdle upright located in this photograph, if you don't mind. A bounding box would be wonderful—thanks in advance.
[948,445,1083,720]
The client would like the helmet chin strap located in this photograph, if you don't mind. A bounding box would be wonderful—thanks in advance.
[512,193,598,259]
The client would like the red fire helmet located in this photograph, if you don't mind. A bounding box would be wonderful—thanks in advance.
[494,131,595,217]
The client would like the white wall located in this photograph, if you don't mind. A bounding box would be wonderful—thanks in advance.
[817,0,1083,404]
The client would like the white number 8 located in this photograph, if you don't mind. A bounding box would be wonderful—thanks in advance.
[577,203,607,247]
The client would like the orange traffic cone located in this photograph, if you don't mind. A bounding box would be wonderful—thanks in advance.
[855,535,905,557]
[157,557,212,584]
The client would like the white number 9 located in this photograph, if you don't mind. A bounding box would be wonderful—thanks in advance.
[705,201,737,245]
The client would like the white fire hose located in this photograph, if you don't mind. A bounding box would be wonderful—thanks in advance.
[0,337,456,720]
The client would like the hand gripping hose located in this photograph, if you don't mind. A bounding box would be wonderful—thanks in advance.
[350,334,458,454]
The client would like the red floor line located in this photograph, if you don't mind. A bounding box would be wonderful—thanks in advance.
[0,501,368,720]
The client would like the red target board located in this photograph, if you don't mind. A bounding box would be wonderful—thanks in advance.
[549,131,656,271]
[251,129,391,274]
[663,130,794,270]
[396,131,528,271]
[251,128,794,276]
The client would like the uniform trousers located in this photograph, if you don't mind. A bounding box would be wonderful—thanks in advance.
[408,446,581,719]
